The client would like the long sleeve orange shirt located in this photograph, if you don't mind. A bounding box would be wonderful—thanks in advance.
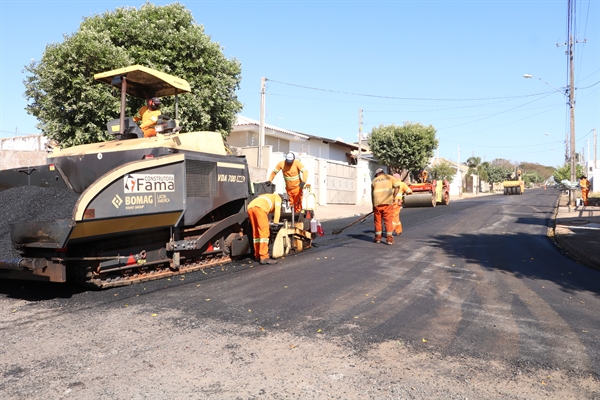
[247,193,281,223]
[269,160,308,189]
[371,173,400,206]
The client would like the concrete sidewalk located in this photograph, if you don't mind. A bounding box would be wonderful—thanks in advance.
[552,193,600,272]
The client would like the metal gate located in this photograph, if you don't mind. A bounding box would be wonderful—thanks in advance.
[326,162,356,204]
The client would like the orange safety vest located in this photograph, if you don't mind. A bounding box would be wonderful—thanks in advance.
[140,109,161,137]
[248,193,281,223]
[394,181,413,200]
[269,160,308,189]
[372,173,400,206]
[580,178,590,189]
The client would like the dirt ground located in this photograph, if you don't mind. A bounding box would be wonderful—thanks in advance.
[1,292,598,400]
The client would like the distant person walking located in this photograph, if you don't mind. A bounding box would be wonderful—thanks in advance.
[392,173,413,236]
[268,152,308,213]
[371,168,400,245]
[580,175,590,206]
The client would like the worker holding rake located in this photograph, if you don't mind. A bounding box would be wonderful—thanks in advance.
[371,168,400,245]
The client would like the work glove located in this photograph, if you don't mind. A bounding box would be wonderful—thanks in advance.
[265,181,272,186]
[299,181,305,189]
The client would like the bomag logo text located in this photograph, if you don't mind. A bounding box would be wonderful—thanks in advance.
[124,174,175,193]
[125,195,154,206]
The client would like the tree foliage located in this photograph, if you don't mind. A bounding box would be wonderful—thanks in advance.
[429,160,455,183]
[484,164,512,184]
[367,122,438,181]
[518,162,554,181]
[490,158,514,170]
[24,3,242,147]
[552,163,585,182]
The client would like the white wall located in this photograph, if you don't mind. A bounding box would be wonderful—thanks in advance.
[328,145,348,162]
[0,135,48,151]
[448,171,462,196]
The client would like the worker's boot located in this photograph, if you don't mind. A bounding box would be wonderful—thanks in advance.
[260,258,278,265]
[374,235,382,244]
[386,236,394,245]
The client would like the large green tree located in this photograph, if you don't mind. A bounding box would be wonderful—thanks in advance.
[24,3,242,147]
[367,122,438,181]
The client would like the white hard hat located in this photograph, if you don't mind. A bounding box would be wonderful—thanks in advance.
[285,152,295,163]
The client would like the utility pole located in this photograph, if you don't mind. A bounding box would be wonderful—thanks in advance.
[565,130,569,163]
[587,139,589,166]
[594,128,597,164]
[568,33,576,206]
[358,108,363,164]
[258,77,266,169]
[458,145,461,196]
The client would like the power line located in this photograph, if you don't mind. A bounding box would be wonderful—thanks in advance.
[266,78,554,102]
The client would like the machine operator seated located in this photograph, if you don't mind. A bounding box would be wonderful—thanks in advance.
[134,97,162,137]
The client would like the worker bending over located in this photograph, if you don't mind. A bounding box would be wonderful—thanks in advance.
[371,168,400,245]
[580,175,590,206]
[268,152,308,213]
[247,193,281,265]
[392,173,413,235]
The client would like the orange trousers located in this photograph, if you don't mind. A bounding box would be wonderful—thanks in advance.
[287,185,303,213]
[373,204,394,238]
[392,202,403,234]
[582,188,589,206]
[248,207,270,261]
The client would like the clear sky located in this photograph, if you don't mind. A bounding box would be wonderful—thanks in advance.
[1,0,599,168]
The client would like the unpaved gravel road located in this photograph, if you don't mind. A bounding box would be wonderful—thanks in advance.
[1,278,598,400]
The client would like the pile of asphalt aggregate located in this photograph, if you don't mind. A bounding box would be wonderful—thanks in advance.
[0,186,80,259]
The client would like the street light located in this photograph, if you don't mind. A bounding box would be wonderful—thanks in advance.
[524,73,576,205]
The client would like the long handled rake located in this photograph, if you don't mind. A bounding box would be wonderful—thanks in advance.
[332,211,374,235]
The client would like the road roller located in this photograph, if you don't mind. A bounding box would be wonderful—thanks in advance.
[403,179,451,208]
[502,169,525,195]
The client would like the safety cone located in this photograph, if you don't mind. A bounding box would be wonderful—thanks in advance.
[306,210,312,219]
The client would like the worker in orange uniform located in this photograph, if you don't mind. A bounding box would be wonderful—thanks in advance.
[136,97,162,137]
[247,193,282,265]
[580,175,590,206]
[418,169,429,183]
[391,173,413,236]
[371,168,400,245]
[133,99,149,124]
[268,152,308,213]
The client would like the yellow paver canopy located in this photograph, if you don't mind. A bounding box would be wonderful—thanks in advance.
[94,65,191,99]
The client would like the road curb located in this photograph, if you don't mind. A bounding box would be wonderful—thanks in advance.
[549,195,600,272]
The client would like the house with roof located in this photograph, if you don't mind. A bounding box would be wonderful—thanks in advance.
[229,116,384,206]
